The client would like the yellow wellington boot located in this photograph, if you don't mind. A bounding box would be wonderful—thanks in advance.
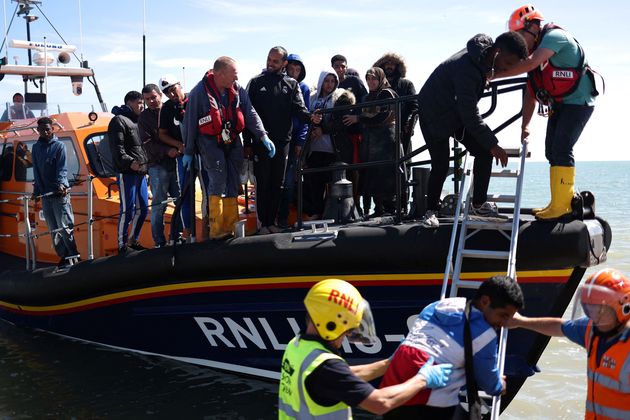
[209,195,227,239]
[532,166,555,215]
[536,166,575,220]
[221,197,240,238]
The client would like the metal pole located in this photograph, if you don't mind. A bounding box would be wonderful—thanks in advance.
[142,0,146,87]
[22,196,31,270]
[87,175,94,260]
[394,99,402,223]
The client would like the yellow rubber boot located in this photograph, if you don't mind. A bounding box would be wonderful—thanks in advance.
[221,197,240,237]
[536,166,575,220]
[209,195,227,239]
[532,166,555,215]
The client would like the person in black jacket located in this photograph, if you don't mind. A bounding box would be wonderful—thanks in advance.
[373,53,419,213]
[108,90,149,253]
[244,46,320,234]
[418,32,527,228]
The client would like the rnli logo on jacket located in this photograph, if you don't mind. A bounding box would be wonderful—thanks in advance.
[198,115,212,125]
[328,289,358,314]
[601,356,617,369]
[553,70,575,79]
[280,358,295,396]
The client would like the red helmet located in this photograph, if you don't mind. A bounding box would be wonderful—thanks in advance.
[508,4,545,31]
[580,268,630,324]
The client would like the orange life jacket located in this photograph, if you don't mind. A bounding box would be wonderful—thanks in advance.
[584,321,630,420]
[198,71,245,145]
[527,24,601,106]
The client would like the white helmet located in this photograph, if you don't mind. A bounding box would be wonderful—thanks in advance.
[158,74,179,93]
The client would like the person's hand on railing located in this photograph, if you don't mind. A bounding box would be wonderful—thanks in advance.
[490,144,508,167]
[57,185,68,196]
[521,126,530,143]
[310,110,323,125]
[342,115,359,126]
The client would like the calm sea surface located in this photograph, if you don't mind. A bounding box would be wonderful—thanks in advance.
[1,161,628,419]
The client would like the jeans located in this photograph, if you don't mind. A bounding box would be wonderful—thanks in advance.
[41,194,79,258]
[148,165,180,246]
[545,104,594,166]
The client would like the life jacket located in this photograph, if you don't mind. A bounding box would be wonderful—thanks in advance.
[527,24,603,107]
[278,336,352,420]
[583,321,630,420]
[198,71,245,145]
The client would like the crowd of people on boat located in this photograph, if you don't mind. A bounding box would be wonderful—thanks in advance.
[21,2,600,256]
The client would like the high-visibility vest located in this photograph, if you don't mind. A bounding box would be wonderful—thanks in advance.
[584,321,630,420]
[278,336,352,419]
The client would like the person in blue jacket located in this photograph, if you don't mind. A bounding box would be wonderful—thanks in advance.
[380,275,524,419]
[32,117,79,268]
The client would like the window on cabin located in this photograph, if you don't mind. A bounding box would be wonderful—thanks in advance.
[0,143,14,181]
[84,133,116,178]
[14,138,80,184]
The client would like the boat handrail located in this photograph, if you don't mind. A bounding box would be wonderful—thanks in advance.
[1,177,179,270]
[294,77,528,228]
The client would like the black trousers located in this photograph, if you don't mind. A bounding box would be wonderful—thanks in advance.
[253,141,290,227]
[304,151,336,217]
[422,128,492,212]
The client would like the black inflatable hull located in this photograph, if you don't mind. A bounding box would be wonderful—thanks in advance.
[0,216,612,410]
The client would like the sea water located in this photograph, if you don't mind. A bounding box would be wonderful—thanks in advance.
[0,161,628,419]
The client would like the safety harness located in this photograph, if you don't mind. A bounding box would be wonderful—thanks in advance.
[527,23,604,116]
[198,71,245,146]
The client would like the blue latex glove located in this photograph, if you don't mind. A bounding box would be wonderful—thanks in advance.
[261,135,276,158]
[182,154,194,170]
[418,356,453,389]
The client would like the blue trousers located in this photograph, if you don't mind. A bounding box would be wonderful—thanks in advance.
[117,172,148,247]
[545,104,594,166]
[41,194,79,258]
[148,165,180,247]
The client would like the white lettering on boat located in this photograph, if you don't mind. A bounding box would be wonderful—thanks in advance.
[193,316,416,354]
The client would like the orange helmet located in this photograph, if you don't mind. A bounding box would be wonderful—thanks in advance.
[508,4,545,31]
[580,268,630,324]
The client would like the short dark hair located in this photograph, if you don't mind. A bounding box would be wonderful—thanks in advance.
[37,117,53,126]
[494,31,528,60]
[123,90,142,104]
[475,275,525,310]
[12,92,23,101]
[141,84,161,95]
[331,54,347,66]
[269,46,288,61]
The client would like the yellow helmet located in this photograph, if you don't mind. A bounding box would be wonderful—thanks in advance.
[304,279,377,344]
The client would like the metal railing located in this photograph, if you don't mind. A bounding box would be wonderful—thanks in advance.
[295,77,527,229]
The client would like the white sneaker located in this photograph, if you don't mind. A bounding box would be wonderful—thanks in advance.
[421,210,439,228]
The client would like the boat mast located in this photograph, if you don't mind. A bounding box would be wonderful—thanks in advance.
[16,0,41,95]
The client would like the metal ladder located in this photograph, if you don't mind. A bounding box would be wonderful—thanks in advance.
[440,140,529,419]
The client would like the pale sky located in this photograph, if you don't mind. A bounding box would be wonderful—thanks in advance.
[1,0,628,161]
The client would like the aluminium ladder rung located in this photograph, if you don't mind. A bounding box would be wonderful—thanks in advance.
[451,280,484,290]
[488,194,515,203]
[504,148,531,158]
[491,169,518,178]
[465,220,513,230]
[461,249,510,259]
